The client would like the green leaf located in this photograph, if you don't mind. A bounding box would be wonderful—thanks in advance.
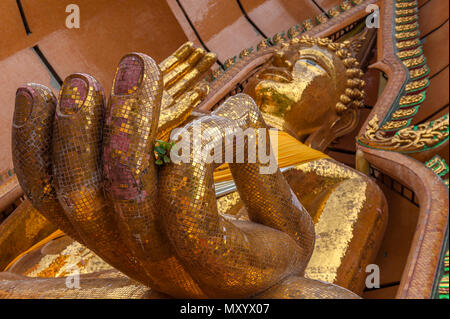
[155,159,163,165]
[163,155,170,163]
[155,146,166,155]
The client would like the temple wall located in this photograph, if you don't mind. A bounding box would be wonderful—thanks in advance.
[0,0,188,171]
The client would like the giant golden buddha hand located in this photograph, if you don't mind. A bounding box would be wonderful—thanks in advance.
[11,42,360,298]
[158,94,315,297]
[12,45,215,297]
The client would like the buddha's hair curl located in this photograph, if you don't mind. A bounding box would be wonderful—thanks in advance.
[283,35,365,115]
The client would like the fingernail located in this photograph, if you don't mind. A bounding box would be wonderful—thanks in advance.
[14,87,33,126]
[175,42,194,59]
[187,48,205,64]
[197,54,216,72]
[114,55,143,95]
[196,83,209,97]
[59,76,88,115]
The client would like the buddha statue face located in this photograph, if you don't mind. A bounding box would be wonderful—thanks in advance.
[245,38,364,141]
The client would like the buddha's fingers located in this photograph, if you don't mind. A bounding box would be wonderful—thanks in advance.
[51,73,140,277]
[255,275,361,299]
[163,48,206,90]
[103,53,165,260]
[157,82,209,141]
[11,84,82,243]
[159,111,305,298]
[158,51,216,140]
[102,54,203,297]
[212,94,315,265]
[159,41,194,75]
[166,52,217,100]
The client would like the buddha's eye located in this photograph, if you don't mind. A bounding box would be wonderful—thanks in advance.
[303,59,327,74]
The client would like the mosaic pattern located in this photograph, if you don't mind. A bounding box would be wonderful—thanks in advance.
[11,46,362,298]
[159,95,315,297]
[103,53,204,297]
[157,43,215,141]
[12,83,83,243]
[214,156,387,293]
[0,270,154,299]
[51,73,150,285]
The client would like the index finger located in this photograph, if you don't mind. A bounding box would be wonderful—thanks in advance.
[163,47,206,89]
[159,41,194,74]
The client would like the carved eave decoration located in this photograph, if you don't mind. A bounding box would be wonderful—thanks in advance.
[358,113,449,154]
[355,0,448,300]
[357,0,435,151]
